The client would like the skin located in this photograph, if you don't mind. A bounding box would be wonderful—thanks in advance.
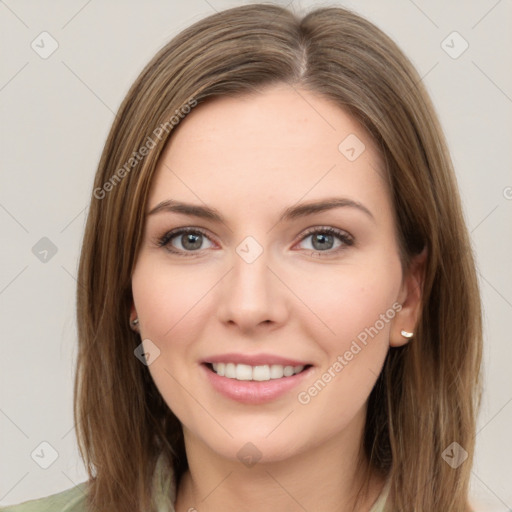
[131,83,426,511]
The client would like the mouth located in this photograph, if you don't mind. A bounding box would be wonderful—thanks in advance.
[204,362,313,381]
[201,360,314,404]
[200,352,315,404]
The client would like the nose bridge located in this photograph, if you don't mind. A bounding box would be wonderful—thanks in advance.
[218,234,286,330]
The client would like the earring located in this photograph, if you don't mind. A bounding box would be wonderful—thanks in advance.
[130,317,139,330]
[400,329,413,339]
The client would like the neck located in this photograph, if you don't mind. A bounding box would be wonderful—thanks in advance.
[174,412,385,512]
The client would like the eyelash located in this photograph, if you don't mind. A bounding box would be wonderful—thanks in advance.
[155,226,354,258]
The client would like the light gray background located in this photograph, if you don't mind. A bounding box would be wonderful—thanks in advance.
[1,0,511,509]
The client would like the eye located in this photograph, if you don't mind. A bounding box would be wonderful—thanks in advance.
[155,225,354,257]
[296,226,354,255]
[156,227,214,256]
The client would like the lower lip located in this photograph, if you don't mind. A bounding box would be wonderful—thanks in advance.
[201,364,313,405]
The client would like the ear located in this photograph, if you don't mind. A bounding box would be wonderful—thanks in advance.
[390,246,428,347]
[129,301,138,323]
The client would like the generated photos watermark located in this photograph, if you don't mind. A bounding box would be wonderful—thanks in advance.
[94,97,198,200]
[297,302,402,405]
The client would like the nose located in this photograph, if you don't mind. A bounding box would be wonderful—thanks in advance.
[216,241,289,335]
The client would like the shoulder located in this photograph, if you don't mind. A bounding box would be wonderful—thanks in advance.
[369,475,391,512]
[0,482,89,512]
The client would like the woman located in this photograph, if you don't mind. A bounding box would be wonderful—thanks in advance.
[1,3,482,511]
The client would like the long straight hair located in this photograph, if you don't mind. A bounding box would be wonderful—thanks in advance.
[75,4,483,511]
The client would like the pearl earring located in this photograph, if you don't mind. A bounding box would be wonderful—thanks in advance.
[400,329,413,339]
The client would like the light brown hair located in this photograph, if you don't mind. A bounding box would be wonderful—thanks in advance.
[75,4,483,511]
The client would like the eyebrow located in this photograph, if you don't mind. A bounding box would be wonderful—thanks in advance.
[147,197,375,223]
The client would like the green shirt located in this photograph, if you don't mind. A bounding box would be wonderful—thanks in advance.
[0,456,391,512]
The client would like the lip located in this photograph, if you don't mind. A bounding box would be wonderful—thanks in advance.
[203,352,311,367]
[200,362,314,405]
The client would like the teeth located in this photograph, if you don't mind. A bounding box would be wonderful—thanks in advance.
[236,364,253,381]
[270,364,284,379]
[210,363,305,381]
[253,365,270,381]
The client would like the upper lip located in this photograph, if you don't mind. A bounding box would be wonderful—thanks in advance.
[203,353,312,367]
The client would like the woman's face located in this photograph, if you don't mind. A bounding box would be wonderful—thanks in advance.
[131,84,418,464]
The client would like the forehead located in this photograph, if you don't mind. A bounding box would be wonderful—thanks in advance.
[148,84,388,217]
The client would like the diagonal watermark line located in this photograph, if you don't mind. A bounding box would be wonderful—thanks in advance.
[367,366,379,378]
[0,203,29,233]
[266,265,336,335]
[264,470,310,511]
[477,270,512,310]
[471,470,511,509]
[367,159,387,186]
[163,367,233,438]
[0,408,29,438]
[60,206,87,233]
[60,471,102,512]
[288,82,336,131]
[474,395,512,438]
[470,205,499,233]
[0,0,29,28]
[60,265,86,292]
[199,471,233,502]
[0,265,28,295]
[419,61,439,82]
[61,471,86,493]
[0,472,29,502]
[471,0,503,29]
[200,0,219,13]
[472,61,512,105]
[407,0,439,28]
[0,62,29,92]
[164,267,234,337]
[61,0,93,29]
[265,409,295,437]
[61,61,116,115]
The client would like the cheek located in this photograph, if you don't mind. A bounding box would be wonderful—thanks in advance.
[132,259,215,341]
[291,257,402,355]
[131,259,213,423]
[290,256,401,427]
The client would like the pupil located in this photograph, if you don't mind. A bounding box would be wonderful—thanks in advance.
[183,233,202,250]
[312,233,333,251]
